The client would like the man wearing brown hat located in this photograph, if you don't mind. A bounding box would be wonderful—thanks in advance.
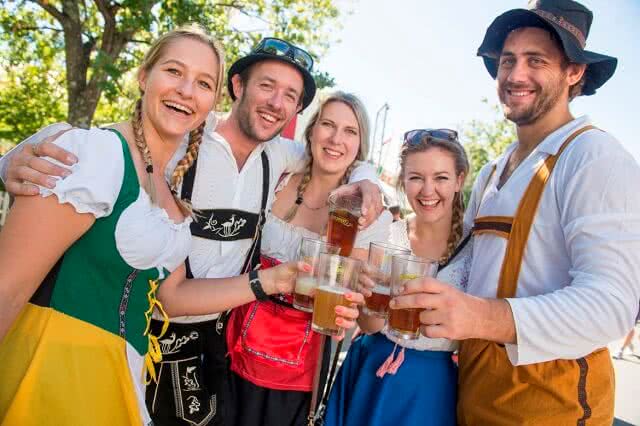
[391,1,640,424]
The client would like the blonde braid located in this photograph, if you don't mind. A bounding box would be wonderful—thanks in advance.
[170,122,205,215]
[439,191,465,264]
[282,160,313,223]
[131,99,158,204]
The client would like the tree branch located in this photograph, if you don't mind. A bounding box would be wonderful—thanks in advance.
[11,25,63,34]
[29,0,67,24]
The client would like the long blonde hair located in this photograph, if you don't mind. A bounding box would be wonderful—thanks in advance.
[131,25,225,214]
[398,133,469,264]
[283,92,370,222]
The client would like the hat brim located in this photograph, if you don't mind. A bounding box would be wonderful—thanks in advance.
[227,53,316,111]
[478,9,617,95]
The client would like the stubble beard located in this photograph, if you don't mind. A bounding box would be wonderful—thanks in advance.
[499,75,566,127]
[236,91,286,143]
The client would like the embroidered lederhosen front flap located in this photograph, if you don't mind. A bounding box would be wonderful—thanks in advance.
[191,208,258,241]
[181,150,270,277]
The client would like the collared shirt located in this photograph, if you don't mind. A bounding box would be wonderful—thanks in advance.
[464,116,640,366]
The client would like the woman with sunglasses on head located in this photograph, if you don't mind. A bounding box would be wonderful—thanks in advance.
[0,26,311,425]
[225,91,392,426]
[324,129,472,426]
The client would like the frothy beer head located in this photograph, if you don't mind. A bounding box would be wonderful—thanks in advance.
[295,275,317,296]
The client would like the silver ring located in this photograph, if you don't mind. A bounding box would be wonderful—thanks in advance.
[32,142,42,157]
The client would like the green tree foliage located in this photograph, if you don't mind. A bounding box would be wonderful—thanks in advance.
[0,0,341,143]
[461,99,517,201]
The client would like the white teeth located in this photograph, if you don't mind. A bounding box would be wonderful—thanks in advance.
[259,113,277,123]
[324,148,343,157]
[418,200,438,207]
[164,101,193,114]
[510,91,532,97]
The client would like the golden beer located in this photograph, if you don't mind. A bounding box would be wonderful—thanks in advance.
[363,284,391,317]
[327,209,359,256]
[312,285,350,336]
[388,308,422,339]
[293,275,317,312]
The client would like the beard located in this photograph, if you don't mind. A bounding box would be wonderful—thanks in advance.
[498,74,566,126]
[236,91,287,143]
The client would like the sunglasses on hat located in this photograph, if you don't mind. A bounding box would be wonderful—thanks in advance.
[403,129,459,146]
[253,37,314,72]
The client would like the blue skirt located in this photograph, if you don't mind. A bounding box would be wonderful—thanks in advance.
[324,332,457,426]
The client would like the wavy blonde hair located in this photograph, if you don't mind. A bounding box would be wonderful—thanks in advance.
[398,133,469,264]
[283,92,370,222]
[132,25,225,214]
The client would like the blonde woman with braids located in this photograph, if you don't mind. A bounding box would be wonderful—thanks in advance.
[0,26,307,425]
[325,129,472,426]
[224,91,392,426]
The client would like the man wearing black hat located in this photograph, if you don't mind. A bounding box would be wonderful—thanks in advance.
[0,37,382,426]
[391,1,640,424]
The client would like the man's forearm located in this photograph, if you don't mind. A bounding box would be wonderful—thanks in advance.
[472,297,517,344]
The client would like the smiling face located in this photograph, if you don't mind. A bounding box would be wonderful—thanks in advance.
[138,37,219,140]
[402,147,464,225]
[496,26,585,126]
[309,100,362,177]
[232,59,304,142]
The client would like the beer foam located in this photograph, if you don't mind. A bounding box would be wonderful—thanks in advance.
[317,285,349,295]
[372,285,390,296]
[295,276,317,295]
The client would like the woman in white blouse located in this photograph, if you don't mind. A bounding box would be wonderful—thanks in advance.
[0,27,310,426]
[225,92,393,426]
[324,129,471,426]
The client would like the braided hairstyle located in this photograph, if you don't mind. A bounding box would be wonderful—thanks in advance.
[131,25,225,215]
[282,91,370,223]
[398,131,469,264]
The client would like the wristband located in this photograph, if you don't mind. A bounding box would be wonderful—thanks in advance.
[249,270,269,301]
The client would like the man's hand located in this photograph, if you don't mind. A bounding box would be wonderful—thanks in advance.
[4,130,77,196]
[330,179,383,229]
[389,277,516,343]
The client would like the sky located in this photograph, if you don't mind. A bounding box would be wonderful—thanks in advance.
[317,0,640,174]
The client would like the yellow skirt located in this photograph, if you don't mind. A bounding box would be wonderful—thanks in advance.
[0,304,145,426]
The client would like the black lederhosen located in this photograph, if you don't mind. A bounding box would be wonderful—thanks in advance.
[146,152,270,426]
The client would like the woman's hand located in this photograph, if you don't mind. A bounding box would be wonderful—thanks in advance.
[354,263,378,298]
[332,290,365,340]
[259,261,311,295]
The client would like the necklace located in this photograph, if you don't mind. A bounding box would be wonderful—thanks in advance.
[295,195,328,211]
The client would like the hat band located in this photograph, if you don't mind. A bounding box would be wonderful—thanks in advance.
[531,9,586,48]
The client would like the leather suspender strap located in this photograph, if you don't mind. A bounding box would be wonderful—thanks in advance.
[496,125,596,298]
[181,157,198,279]
[181,157,197,203]
[240,151,270,274]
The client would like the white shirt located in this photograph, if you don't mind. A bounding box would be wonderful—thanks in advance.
[464,116,640,366]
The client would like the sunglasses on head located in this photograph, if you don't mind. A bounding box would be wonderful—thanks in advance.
[403,129,459,146]
[253,37,314,72]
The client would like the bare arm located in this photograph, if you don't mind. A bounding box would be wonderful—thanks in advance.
[0,195,94,340]
[158,262,308,318]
